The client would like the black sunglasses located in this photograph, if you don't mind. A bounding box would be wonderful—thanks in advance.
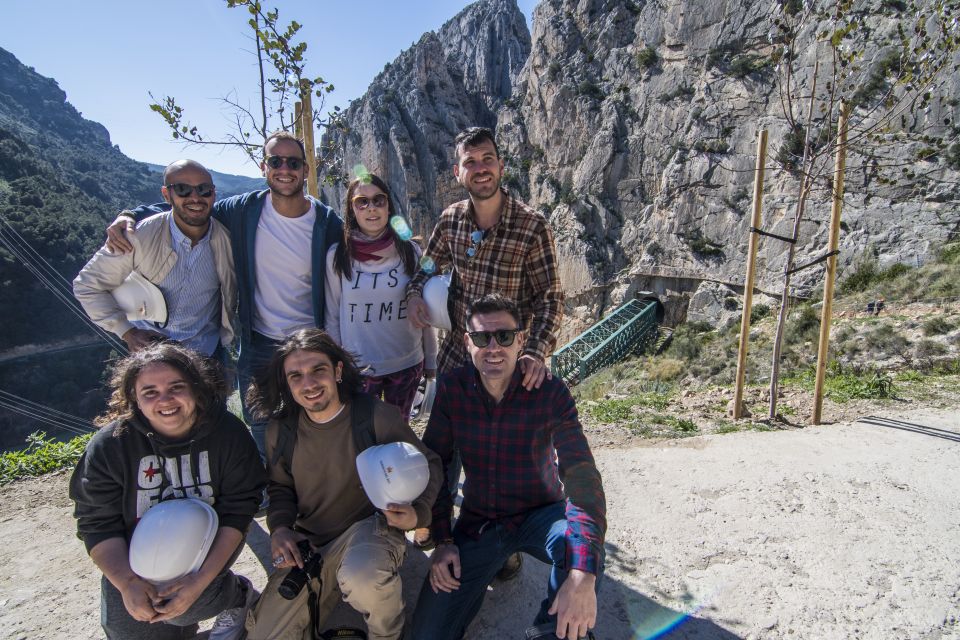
[265,155,305,170]
[467,329,521,348]
[166,182,215,198]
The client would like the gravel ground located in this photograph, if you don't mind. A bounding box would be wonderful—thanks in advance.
[0,407,957,639]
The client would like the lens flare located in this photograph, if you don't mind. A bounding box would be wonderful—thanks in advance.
[624,587,715,639]
[390,216,413,241]
[419,256,436,274]
[353,163,371,183]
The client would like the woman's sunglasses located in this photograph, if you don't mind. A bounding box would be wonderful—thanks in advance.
[166,182,215,198]
[467,329,520,348]
[352,193,388,210]
[265,155,304,170]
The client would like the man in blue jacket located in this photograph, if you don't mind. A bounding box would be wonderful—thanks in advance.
[106,131,343,458]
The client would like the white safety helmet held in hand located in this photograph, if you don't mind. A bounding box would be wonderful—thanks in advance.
[113,271,168,324]
[356,442,430,510]
[129,498,218,584]
[422,273,451,331]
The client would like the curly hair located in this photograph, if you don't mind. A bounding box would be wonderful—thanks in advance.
[332,172,417,280]
[245,329,364,421]
[96,342,227,433]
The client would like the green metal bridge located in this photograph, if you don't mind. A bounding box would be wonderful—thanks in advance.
[551,298,662,385]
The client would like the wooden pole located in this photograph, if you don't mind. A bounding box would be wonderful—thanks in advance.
[299,83,319,198]
[733,129,768,419]
[294,101,303,140]
[812,101,849,425]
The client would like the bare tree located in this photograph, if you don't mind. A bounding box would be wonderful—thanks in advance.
[147,0,345,173]
[765,0,959,418]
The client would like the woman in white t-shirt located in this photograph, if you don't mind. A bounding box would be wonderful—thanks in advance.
[324,173,437,420]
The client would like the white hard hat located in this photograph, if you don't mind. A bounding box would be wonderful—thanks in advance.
[129,498,218,584]
[356,442,430,510]
[422,273,451,331]
[113,271,168,324]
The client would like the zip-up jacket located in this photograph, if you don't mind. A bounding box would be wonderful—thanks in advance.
[70,407,266,553]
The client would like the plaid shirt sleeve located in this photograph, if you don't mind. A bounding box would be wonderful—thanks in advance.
[422,378,456,541]
[406,212,453,301]
[552,383,607,574]
[521,217,564,360]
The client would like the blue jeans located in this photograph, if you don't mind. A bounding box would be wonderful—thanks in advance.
[410,502,604,640]
[237,331,282,460]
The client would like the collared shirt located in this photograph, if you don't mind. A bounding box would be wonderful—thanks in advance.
[133,215,220,355]
[423,364,606,574]
[406,189,563,374]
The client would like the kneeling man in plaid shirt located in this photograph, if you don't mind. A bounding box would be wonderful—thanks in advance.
[411,293,606,640]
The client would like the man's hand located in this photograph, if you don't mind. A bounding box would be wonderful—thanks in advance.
[519,354,552,391]
[407,295,432,329]
[428,543,461,593]
[118,574,160,622]
[152,572,209,622]
[106,215,136,254]
[270,526,309,570]
[547,569,597,640]
[122,328,166,352]
[383,503,418,531]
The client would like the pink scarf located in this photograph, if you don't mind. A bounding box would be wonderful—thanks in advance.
[349,229,397,263]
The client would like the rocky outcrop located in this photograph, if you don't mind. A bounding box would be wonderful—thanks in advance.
[498,0,960,330]
[319,0,530,236]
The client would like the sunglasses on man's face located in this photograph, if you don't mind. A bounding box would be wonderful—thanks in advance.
[352,193,388,210]
[265,155,304,170]
[467,329,521,348]
[166,182,215,198]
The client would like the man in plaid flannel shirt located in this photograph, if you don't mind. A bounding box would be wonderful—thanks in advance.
[410,293,606,640]
[406,127,563,390]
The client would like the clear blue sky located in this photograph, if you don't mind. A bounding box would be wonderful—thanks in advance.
[4,1,537,177]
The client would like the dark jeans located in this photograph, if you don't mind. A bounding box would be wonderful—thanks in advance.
[363,361,424,423]
[100,571,245,639]
[410,502,604,640]
[237,331,282,460]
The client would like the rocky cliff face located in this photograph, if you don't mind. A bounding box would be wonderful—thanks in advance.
[319,0,530,236]
[498,0,959,328]
[322,0,958,334]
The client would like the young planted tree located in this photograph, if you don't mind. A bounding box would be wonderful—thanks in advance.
[765,0,959,419]
[148,0,346,176]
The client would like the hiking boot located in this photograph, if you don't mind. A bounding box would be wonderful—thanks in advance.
[208,575,259,640]
[495,552,523,582]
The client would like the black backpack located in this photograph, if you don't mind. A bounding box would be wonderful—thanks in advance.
[270,393,377,474]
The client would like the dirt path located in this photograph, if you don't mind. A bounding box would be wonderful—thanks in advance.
[1,407,957,639]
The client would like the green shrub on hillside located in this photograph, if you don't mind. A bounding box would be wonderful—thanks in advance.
[0,431,92,484]
[922,316,955,336]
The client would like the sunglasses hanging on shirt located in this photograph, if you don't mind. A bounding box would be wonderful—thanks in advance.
[466,229,485,259]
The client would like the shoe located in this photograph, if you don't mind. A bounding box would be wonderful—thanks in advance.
[495,552,523,582]
[208,575,259,640]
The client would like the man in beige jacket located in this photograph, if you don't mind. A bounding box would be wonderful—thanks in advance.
[73,160,236,356]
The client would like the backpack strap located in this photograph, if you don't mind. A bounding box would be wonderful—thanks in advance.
[270,418,298,476]
[350,393,377,453]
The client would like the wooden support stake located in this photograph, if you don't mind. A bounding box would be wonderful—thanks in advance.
[299,83,319,198]
[733,129,768,419]
[812,102,849,425]
[294,101,303,140]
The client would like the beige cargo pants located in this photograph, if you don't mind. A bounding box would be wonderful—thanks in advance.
[245,513,407,640]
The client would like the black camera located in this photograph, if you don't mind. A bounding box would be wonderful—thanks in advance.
[278,539,323,600]
[524,623,596,639]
